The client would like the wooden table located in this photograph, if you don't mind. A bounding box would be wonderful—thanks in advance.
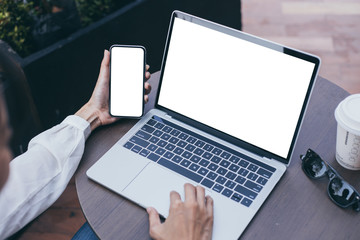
[75,71,360,240]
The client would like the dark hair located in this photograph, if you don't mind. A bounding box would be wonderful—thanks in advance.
[0,42,42,156]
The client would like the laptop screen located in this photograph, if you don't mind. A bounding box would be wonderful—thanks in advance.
[157,12,319,161]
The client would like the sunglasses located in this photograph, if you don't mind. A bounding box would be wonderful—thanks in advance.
[300,149,360,212]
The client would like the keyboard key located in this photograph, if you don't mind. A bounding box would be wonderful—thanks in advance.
[202,152,213,160]
[141,124,155,134]
[215,176,227,184]
[201,178,215,188]
[177,140,187,148]
[155,148,166,156]
[198,167,209,176]
[220,160,230,168]
[154,122,165,129]
[234,185,258,200]
[235,176,246,185]
[164,151,175,159]
[199,159,210,167]
[189,163,200,172]
[140,149,150,157]
[130,136,149,148]
[165,143,176,151]
[248,164,259,172]
[162,126,172,133]
[207,171,218,180]
[225,180,236,189]
[238,168,249,177]
[194,148,204,156]
[247,172,258,181]
[207,163,218,171]
[195,140,205,148]
[186,136,197,144]
[131,145,142,153]
[212,184,224,193]
[222,188,233,197]
[169,137,179,144]
[179,133,189,140]
[149,136,160,144]
[245,180,263,193]
[221,152,231,159]
[256,177,268,185]
[180,159,191,167]
[158,158,203,183]
[173,147,184,155]
[148,153,160,162]
[160,133,171,141]
[147,119,157,126]
[229,164,240,173]
[229,156,240,164]
[157,140,167,147]
[124,142,134,149]
[241,198,253,207]
[153,130,162,137]
[257,168,273,179]
[170,129,181,136]
[203,144,214,151]
[181,151,192,159]
[190,155,201,163]
[135,130,152,140]
[211,148,222,156]
[225,172,236,180]
[185,144,196,152]
[238,159,249,168]
[231,193,242,202]
[216,167,227,176]
[172,155,183,163]
[211,156,221,164]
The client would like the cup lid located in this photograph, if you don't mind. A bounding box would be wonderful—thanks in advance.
[335,94,360,135]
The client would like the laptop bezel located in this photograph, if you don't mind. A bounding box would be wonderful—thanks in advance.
[154,10,320,165]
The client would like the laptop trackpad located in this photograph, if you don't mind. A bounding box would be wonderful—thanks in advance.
[122,162,193,218]
[86,148,150,194]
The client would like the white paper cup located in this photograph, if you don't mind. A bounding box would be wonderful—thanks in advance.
[334,94,360,170]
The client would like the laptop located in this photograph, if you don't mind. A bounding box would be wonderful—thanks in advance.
[87,11,320,239]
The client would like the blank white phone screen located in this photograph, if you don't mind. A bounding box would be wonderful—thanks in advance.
[110,46,144,117]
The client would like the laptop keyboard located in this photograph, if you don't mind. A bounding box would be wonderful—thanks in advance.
[123,115,276,207]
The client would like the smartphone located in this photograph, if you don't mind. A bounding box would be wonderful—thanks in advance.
[109,45,146,118]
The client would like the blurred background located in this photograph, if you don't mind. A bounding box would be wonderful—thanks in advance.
[0,0,359,239]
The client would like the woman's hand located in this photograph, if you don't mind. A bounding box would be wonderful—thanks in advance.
[147,184,214,240]
[76,49,151,130]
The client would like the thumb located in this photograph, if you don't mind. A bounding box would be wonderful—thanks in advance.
[98,50,110,84]
[147,207,161,236]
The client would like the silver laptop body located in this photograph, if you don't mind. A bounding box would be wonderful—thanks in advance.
[87,11,320,240]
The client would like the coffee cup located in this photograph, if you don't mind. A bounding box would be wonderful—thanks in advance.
[334,94,360,170]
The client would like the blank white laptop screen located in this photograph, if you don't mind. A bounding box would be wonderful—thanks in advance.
[158,17,316,159]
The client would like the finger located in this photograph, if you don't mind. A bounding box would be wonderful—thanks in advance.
[97,50,110,84]
[170,190,181,205]
[146,64,150,71]
[205,195,214,217]
[147,207,161,238]
[144,95,149,103]
[144,82,152,94]
[184,183,196,203]
[169,190,182,215]
[145,71,151,80]
[196,185,206,208]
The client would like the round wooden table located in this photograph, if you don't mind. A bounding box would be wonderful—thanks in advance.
[75,71,360,240]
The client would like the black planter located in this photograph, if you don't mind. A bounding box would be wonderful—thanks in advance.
[1,0,241,154]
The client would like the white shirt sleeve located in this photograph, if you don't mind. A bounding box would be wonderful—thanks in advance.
[0,115,91,239]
